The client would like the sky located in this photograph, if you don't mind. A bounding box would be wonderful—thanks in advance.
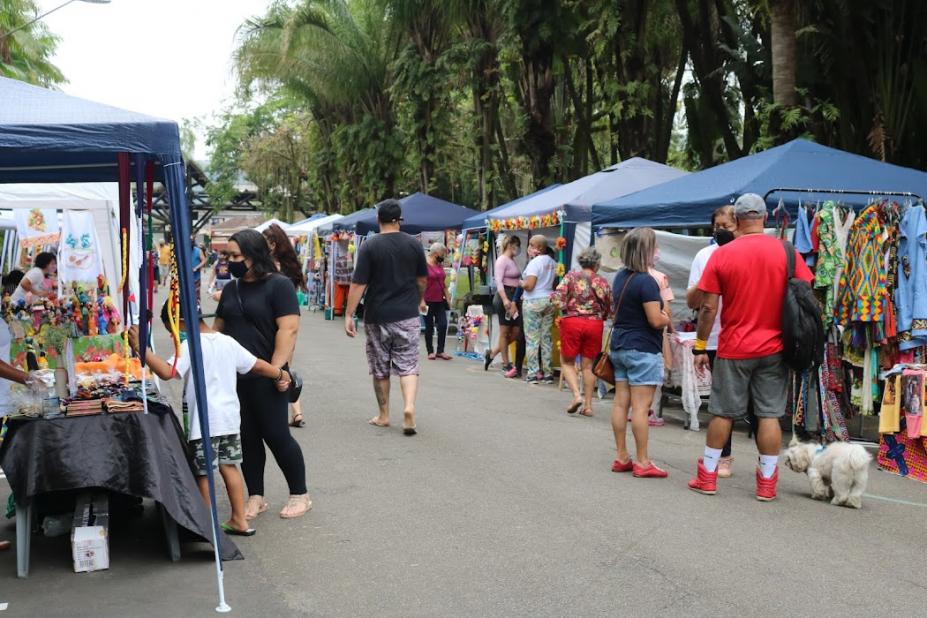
[38,0,268,159]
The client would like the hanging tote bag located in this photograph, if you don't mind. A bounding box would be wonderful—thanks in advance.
[592,272,636,385]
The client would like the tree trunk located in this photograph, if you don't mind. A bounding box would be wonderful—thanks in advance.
[770,0,797,107]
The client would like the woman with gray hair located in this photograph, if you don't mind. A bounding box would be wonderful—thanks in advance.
[608,228,671,478]
[551,247,611,416]
[422,242,452,360]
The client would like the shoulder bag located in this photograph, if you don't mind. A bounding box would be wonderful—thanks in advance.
[234,279,304,403]
[592,272,636,385]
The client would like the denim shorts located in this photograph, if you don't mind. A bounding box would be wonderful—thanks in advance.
[610,348,664,386]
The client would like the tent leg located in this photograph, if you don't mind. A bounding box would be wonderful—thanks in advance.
[15,497,32,578]
[159,503,181,562]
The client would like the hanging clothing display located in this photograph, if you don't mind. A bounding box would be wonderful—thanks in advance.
[895,204,927,350]
[59,210,105,284]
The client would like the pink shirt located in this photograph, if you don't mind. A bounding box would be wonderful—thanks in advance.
[425,263,446,302]
[495,254,521,289]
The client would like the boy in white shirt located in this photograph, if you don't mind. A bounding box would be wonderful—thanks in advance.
[129,299,290,536]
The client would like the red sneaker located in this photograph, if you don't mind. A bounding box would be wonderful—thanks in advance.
[756,466,779,501]
[611,458,634,473]
[687,458,718,495]
[633,462,668,478]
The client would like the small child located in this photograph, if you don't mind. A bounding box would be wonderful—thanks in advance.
[129,299,290,536]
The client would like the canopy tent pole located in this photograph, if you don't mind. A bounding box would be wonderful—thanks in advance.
[162,156,231,614]
[133,154,150,416]
[763,187,924,203]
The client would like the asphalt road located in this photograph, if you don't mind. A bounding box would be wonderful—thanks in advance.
[1,306,925,617]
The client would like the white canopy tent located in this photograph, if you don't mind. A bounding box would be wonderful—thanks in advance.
[286,213,343,236]
[0,182,142,323]
[254,218,290,233]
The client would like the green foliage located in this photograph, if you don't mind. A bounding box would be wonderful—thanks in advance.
[0,0,65,86]
[199,0,927,215]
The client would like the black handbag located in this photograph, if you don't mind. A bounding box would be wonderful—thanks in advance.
[234,280,303,403]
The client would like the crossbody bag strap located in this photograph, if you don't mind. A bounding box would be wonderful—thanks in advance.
[603,272,636,349]
[234,279,275,351]
[782,239,796,280]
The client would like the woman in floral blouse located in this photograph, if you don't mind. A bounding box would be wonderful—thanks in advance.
[551,247,612,416]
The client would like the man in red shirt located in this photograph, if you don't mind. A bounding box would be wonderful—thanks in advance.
[688,193,814,501]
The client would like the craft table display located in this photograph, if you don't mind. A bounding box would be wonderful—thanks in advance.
[0,401,242,577]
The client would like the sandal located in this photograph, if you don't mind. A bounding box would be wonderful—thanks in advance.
[290,413,305,428]
[580,409,594,417]
[427,353,437,360]
[221,522,256,537]
[437,352,452,360]
[566,400,582,415]
[280,494,313,519]
[244,496,268,521]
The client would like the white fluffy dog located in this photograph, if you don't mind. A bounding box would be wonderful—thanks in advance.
[783,437,872,509]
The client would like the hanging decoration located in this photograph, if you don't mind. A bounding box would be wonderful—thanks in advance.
[487,210,564,233]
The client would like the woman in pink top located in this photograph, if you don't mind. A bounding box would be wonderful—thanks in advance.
[484,235,523,373]
[423,243,452,360]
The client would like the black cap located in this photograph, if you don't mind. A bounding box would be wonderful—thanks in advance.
[377,199,403,224]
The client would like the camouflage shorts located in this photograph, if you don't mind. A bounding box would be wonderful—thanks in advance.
[190,434,242,476]
[364,317,421,379]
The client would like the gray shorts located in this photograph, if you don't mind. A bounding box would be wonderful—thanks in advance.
[364,317,421,379]
[709,353,788,419]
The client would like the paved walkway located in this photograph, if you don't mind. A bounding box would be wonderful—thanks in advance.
[1,309,925,616]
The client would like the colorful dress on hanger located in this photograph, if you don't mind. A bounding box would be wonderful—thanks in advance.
[814,202,842,329]
[836,203,888,327]
[895,204,927,350]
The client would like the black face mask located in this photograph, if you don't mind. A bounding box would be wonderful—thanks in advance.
[713,229,735,246]
[228,260,249,279]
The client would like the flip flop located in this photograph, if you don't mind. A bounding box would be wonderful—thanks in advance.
[566,401,582,415]
[221,523,256,537]
[290,413,305,428]
[580,409,595,417]
[368,417,390,427]
[403,426,417,436]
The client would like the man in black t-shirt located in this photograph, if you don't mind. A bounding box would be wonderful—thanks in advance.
[345,200,428,435]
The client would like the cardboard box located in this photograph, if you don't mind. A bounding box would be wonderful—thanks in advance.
[71,492,110,573]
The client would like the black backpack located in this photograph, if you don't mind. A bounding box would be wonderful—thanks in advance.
[781,240,825,371]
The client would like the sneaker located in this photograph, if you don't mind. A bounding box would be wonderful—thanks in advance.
[755,466,779,501]
[611,458,634,473]
[687,458,718,495]
[648,410,665,427]
[504,367,521,379]
[717,456,733,479]
[633,462,668,478]
[526,373,542,385]
[542,374,555,385]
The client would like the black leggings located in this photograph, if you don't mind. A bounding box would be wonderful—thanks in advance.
[424,301,448,354]
[238,378,307,496]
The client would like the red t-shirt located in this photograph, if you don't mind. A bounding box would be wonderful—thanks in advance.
[698,234,814,359]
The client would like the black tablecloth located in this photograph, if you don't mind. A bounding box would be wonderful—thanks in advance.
[0,402,242,561]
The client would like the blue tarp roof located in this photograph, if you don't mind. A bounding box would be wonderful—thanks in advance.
[354,192,478,235]
[0,76,182,183]
[593,139,927,229]
[291,213,328,226]
[328,207,375,232]
[461,184,562,231]
[484,158,687,224]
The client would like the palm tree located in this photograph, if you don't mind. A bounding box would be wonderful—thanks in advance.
[770,0,797,107]
[0,0,65,86]
[235,0,402,206]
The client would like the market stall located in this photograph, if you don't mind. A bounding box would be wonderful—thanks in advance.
[319,208,375,318]
[592,139,927,457]
[287,214,344,309]
[0,76,237,602]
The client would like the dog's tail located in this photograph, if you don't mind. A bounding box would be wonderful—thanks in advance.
[848,445,873,473]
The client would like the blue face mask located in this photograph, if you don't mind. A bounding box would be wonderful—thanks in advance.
[179,331,187,343]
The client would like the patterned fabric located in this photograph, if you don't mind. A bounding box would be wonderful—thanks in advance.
[878,425,927,485]
[364,317,421,378]
[191,434,243,475]
[550,270,611,319]
[524,297,554,376]
[836,203,888,325]
[814,202,842,328]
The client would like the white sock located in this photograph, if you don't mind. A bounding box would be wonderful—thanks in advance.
[703,447,723,473]
[758,455,778,479]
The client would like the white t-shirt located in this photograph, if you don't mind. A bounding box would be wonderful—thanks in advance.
[10,267,49,304]
[168,332,258,441]
[522,255,557,301]
[688,244,723,350]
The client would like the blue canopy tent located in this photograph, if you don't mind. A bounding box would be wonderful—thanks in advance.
[486,158,687,268]
[354,192,478,235]
[0,77,234,608]
[461,184,562,231]
[593,139,927,229]
[329,207,375,232]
